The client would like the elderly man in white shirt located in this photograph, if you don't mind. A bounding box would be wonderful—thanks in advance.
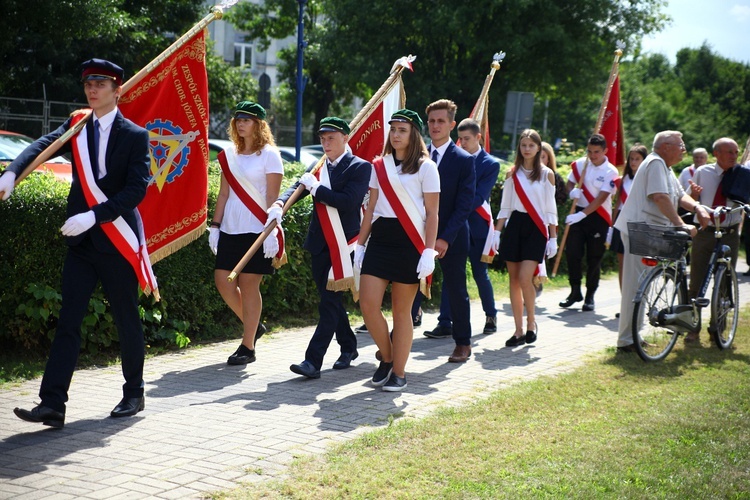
[613,131,709,353]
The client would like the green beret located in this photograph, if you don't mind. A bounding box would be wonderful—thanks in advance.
[318,116,351,135]
[234,101,266,120]
[389,109,423,131]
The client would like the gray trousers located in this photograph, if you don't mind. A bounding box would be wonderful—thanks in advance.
[617,232,649,347]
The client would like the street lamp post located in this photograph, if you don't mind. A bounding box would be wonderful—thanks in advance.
[295,0,308,162]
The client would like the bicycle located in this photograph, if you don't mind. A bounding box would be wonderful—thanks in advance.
[628,203,750,362]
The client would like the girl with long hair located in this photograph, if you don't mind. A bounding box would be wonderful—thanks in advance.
[355,109,440,391]
[493,129,558,347]
[209,101,283,365]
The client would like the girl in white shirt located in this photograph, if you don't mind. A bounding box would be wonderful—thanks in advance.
[355,109,439,392]
[210,102,283,366]
[493,129,558,347]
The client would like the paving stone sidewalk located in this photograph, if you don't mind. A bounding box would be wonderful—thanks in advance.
[2,274,748,499]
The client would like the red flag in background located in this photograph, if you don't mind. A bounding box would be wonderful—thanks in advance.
[119,30,209,263]
[347,71,407,162]
[599,74,625,168]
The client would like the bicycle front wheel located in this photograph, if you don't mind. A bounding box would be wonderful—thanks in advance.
[710,264,739,350]
[632,266,684,362]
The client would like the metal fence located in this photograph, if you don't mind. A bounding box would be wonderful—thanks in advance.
[0,97,83,138]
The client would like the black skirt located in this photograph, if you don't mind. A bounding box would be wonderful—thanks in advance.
[610,227,625,254]
[215,232,275,275]
[499,211,546,263]
[361,217,421,284]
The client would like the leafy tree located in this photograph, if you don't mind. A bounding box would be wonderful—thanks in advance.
[620,45,750,152]
[0,0,205,100]
[227,0,667,148]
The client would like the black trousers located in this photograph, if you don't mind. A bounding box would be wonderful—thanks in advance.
[565,208,609,293]
[304,249,357,370]
[39,237,144,413]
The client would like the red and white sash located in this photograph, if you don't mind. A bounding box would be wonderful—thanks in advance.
[217,149,286,268]
[512,168,549,280]
[476,201,496,263]
[312,159,357,293]
[68,111,159,298]
[373,156,432,298]
[571,160,612,225]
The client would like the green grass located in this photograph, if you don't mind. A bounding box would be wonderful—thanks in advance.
[217,310,750,499]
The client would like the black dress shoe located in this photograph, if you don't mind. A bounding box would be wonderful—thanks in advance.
[559,292,584,308]
[111,397,145,418]
[13,404,65,428]
[227,344,256,365]
[505,334,526,347]
[424,324,453,339]
[333,350,359,370]
[290,360,321,379]
[582,298,595,312]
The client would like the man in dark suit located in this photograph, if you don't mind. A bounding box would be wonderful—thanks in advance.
[1,59,151,428]
[419,99,476,363]
[456,118,499,333]
[269,117,371,379]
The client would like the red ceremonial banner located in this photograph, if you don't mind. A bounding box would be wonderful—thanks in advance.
[599,75,626,169]
[347,77,405,162]
[119,30,209,263]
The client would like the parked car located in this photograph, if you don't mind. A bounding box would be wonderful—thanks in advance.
[0,130,72,181]
[301,144,325,159]
[208,139,319,169]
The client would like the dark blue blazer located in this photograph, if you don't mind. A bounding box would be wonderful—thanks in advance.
[279,151,371,255]
[8,111,150,253]
[468,149,500,241]
[435,141,476,245]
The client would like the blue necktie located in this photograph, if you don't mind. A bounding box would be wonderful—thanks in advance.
[431,148,439,164]
[92,119,100,178]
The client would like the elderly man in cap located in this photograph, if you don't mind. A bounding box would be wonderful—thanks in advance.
[268,117,372,379]
[1,58,151,428]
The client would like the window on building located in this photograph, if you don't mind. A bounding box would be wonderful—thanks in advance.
[233,42,253,68]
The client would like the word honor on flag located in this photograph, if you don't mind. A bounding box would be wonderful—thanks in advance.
[347,56,413,162]
[119,30,210,263]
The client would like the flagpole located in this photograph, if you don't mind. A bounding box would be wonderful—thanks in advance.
[227,55,416,281]
[471,52,505,125]
[1,3,235,194]
[551,46,623,278]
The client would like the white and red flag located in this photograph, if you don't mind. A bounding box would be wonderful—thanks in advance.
[347,56,413,161]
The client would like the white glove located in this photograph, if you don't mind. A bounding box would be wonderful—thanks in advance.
[300,172,320,193]
[61,210,96,236]
[569,187,582,200]
[208,227,219,255]
[565,212,587,225]
[0,171,16,201]
[263,228,279,259]
[545,238,558,258]
[492,230,501,253]
[354,244,366,269]
[416,248,439,279]
[265,205,282,228]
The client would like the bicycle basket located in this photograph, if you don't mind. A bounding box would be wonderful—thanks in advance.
[627,222,687,259]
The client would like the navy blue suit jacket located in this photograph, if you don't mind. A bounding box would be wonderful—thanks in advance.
[435,141,476,245]
[279,151,371,255]
[468,149,500,241]
[8,111,150,254]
